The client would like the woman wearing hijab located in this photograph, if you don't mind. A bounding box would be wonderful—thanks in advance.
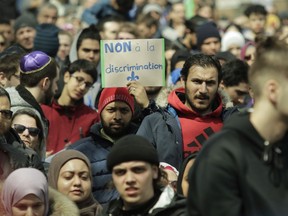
[1,168,49,216]
[48,149,102,216]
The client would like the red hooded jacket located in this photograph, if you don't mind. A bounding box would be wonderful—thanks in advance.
[168,88,223,158]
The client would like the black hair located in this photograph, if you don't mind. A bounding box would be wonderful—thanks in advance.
[181,53,222,82]
[221,59,249,87]
[76,25,101,51]
[68,59,97,82]
[20,57,58,87]
[244,4,268,17]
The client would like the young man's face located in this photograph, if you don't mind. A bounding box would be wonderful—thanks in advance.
[64,70,94,101]
[221,82,250,106]
[248,13,266,34]
[15,27,36,50]
[77,39,100,65]
[183,65,219,115]
[112,161,158,210]
[200,37,221,55]
[100,101,132,139]
[0,24,14,43]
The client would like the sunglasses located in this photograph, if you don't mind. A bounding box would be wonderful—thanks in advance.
[13,124,40,137]
[0,109,13,119]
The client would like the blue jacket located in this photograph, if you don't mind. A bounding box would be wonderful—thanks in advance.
[67,122,138,205]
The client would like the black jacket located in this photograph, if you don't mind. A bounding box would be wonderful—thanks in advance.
[104,186,186,216]
[187,111,288,216]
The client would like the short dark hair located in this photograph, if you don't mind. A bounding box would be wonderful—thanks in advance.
[68,59,97,82]
[0,53,23,79]
[221,59,249,87]
[0,86,11,103]
[20,57,57,87]
[76,25,101,51]
[244,4,267,17]
[181,53,222,82]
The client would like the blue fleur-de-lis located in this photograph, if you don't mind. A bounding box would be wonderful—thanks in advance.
[127,71,139,81]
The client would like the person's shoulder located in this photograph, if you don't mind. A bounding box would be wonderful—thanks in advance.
[68,136,94,150]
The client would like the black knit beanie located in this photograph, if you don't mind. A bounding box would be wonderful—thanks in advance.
[34,24,60,57]
[107,135,159,171]
[196,21,221,49]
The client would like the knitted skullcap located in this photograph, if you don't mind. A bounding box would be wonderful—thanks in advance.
[98,87,134,114]
[221,31,245,52]
[14,14,37,34]
[34,24,60,57]
[196,21,221,49]
[107,135,159,171]
[20,51,51,74]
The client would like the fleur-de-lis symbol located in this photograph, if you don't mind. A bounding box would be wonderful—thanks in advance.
[127,71,139,81]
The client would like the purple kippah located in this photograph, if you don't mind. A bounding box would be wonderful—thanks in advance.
[20,51,51,74]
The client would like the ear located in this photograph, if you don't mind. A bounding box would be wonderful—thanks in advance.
[40,77,50,91]
[219,80,225,90]
[152,165,159,180]
[266,80,278,104]
[180,76,186,87]
[63,71,70,83]
[0,72,7,88]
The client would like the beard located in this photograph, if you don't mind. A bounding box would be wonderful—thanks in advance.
[0,119,11,135]
[145,86,162,97]
[101,118,131,140]
[43,84,54,105]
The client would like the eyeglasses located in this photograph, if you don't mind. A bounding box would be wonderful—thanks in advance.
[71,76,93,89]
[13,124,40,137]
[0,109,13,119]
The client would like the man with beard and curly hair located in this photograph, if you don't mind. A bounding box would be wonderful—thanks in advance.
[68,87,138,206]
[137,54,224,170]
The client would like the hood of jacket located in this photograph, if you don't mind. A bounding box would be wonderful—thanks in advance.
[69,30,82,63]
[167,87,223,118]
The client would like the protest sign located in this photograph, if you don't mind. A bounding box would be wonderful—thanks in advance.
[101,39,165,87]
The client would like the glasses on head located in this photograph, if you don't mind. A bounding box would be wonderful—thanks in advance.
[71,76,93,89]
[0,109,13,119]
[13,124,40,137]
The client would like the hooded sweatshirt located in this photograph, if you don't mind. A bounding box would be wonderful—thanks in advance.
[168,88,223,158]
[187,111,288,216]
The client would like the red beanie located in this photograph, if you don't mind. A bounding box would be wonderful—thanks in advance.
[98,87,134,114]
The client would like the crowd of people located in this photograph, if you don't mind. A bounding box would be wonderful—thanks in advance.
[0,0,288,215]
